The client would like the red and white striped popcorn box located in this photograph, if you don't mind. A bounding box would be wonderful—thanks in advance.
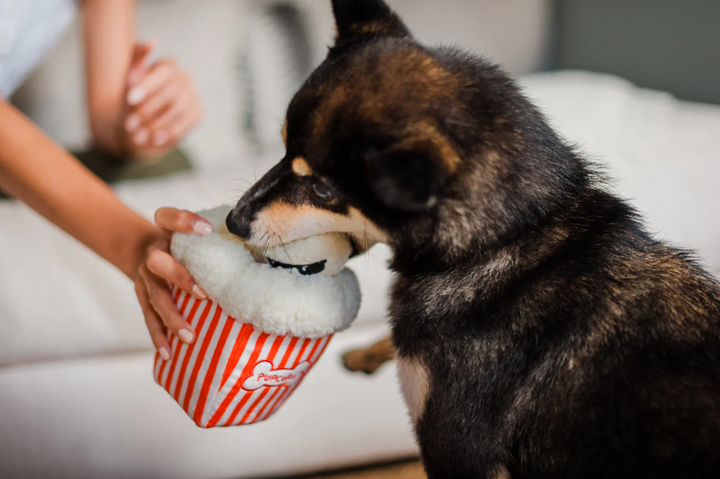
[159,206,361,427]
[154,288,333,428]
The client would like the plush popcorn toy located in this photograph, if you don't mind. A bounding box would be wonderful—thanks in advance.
[153,206,361,428]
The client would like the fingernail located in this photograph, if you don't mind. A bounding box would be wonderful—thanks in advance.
[179,329,194,344]
[152,130,169,147]
[125,114,141,132]
[159,347,171,361]
[192,284,208,299]
[127,87,146,105]
[193,221,214,236]
[133,128,149,145]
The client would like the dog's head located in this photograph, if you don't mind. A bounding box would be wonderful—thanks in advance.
[227,0,582,264]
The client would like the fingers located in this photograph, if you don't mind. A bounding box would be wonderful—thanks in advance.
[146,92,203,147]
[132,79,182,128]
[146,96,187,132]
[136,101,200,150]
[143,268,196,346]
[136,219,210,360]
[129,88,201,149]
[135,279,172,359]
[127,60,177,108]
[127,41,156,88]
[154,207,214,236]
[146,248,208,300]
[123,59,202,151]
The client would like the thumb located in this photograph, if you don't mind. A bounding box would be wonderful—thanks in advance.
[127,40,156,87]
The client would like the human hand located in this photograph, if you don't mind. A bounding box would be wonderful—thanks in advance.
[121,42,203,158]
[134,207,214,360]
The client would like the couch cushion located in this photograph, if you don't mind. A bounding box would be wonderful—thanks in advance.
[520,71,720,277]
[0,322,416,479]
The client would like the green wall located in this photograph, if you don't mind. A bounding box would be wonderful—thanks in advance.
[551,0,720,104]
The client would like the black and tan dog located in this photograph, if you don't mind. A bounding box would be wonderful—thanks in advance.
[226,1,720,477]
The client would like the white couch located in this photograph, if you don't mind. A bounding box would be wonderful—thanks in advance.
[3,1,720,478]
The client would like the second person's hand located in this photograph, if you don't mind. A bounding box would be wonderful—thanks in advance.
[134,207,214,360]
[121,42,203,159]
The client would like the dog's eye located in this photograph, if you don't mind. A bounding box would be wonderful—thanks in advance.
[312,180,333,201]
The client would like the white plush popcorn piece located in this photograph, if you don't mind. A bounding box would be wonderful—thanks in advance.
[171,205,362,338]
[262,233,354,276]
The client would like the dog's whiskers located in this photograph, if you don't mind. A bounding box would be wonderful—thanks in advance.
[363,229,371,277]
[278,236,292,264]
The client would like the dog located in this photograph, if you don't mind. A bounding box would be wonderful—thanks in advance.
[226,1,720,477]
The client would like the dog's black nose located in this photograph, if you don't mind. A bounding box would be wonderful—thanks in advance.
[225,212,251,239]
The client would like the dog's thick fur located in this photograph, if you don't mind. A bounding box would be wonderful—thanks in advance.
[226,1,720,477]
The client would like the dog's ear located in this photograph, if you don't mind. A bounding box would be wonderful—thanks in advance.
[331,0,411,43]
[365,146,446,212]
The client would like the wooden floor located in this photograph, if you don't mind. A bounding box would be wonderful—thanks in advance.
[293,459,426,479]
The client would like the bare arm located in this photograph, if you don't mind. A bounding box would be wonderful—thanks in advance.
[0,100,153,277]
[0,98,211,357]
[82,0,135,154]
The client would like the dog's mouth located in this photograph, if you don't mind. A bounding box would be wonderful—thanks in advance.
[348,236,363,258]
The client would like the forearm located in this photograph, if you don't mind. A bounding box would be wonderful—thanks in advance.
[0,101,159,278]
[83,0,136,154]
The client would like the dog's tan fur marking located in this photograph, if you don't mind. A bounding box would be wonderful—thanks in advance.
[310,84,349,139]
[282,120,288,146]
[354,20,399,36]
[291,157,312,177]
[397,355,430,423]
[250,201,388,250]
[492,465,512,479]
[401,120,462,173]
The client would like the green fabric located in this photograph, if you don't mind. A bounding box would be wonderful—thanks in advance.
[0,147,193,200]
[71,147,193,184]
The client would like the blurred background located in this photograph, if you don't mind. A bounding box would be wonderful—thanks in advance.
[1,1,719,478]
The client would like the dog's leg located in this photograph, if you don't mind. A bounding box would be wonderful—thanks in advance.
[342,335,395,374]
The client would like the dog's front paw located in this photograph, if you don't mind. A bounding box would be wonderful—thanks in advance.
[342,348,385,374]
[342,336,395,374]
